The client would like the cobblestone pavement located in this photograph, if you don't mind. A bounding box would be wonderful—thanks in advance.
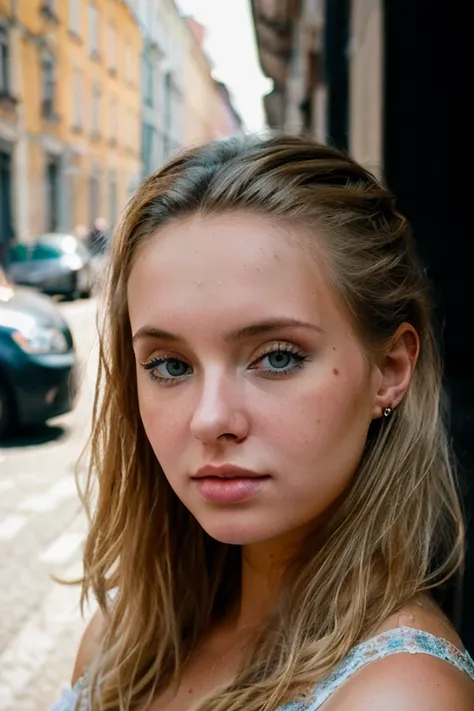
[0,298,99,711]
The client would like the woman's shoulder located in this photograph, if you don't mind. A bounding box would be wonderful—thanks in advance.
[321,646,474,711]
[318,599,474,711]
[71,607,107,685]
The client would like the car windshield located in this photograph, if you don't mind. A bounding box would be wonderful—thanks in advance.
[9,234,90,262]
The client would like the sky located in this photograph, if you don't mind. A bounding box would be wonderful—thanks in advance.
[175,0,271,132]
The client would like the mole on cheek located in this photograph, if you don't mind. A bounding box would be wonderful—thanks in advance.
[333,368,339,376]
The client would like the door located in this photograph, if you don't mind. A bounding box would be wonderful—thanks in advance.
[0,149,13,268]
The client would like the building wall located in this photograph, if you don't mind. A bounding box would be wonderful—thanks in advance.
[1,0,243,247]
[1,0,142,243]
[0,0,22,254]
[183,20,217,147]
[254,0,383,173]
[183,21,242,148]
[348,0,383,176]
[212,82,243,139]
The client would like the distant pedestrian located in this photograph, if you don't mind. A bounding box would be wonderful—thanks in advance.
[87,217,108,256]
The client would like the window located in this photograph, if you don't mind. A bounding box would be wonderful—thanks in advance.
[40,0,58,20]
[110,97,118,143]
[125,43,133,84]
[142,123,156,177]
[41,52,56,119]
[0,27,10,95]
[163,71,172,130]
[106,22,116,71]
[72,70,82,128]
[88,3,99,58]
[108,170,118,226]
[91,83,100,135]
[46,155,60,232]
[128,109,136,150]
[69,0,80,34]
[89,167,100,224]
[143,54,154,107]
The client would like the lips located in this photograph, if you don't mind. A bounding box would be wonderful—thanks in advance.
[191,465,270,503]
[193,464,265,480]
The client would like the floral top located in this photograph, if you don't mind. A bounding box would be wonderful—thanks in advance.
[50,626,474,711]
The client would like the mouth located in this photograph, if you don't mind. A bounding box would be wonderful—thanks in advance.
[193,465,267,480]
[191,465,270,504]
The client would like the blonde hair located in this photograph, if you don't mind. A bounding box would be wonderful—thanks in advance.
[79,135,464,710]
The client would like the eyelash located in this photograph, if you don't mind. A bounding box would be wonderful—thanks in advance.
[141,343,310,385]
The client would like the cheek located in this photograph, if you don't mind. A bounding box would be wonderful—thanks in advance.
[265,367,373,474]
[137,384,186,467]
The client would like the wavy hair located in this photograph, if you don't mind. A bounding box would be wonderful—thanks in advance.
[78,135,464,710]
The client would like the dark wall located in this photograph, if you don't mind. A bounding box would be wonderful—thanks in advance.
[323,0,350,151]
[383,0,473,649]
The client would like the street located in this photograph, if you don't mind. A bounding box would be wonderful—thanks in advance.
[0,297,99,711]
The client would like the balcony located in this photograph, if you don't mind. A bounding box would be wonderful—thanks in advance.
[39,3,60,23]
[251,0,300,87]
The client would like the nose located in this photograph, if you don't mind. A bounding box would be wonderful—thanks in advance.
[190,371,249,444]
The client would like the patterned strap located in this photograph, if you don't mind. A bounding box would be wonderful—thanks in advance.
[302,626,474,710]
[49,677,86,711]
[51,627,474,711]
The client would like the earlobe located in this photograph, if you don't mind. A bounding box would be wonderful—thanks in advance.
[372,323,420,419]
[372,404,394,420]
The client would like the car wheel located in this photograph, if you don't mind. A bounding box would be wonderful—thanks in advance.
[66,272,79,301]
[0,379,13,440]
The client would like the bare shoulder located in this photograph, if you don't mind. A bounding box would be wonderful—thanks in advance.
[324,651,474,711]
[71,607,106,685]
[324,595,474,711]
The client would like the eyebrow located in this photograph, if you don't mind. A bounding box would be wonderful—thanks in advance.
[132,318,324,345]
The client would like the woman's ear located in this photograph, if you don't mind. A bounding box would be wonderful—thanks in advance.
[372,323,420,419]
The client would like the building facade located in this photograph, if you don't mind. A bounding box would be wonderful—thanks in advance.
[0,0,142,250]
[251,0,382,174]
[132,0,186,179]
[0,0,243,255]
[183,18,242,150]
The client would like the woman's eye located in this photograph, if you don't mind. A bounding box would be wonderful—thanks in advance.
[143,357,192,383]
[251,348,308,375]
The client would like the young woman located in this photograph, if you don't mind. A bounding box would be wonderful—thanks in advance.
[51,135,474,710]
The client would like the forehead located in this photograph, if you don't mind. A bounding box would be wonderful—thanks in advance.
[127,212,337,334]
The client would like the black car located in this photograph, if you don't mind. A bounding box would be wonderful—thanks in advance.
[7,233,95,300]
[0,268,78,438]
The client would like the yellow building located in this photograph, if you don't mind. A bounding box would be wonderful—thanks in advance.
[0,0,142,248]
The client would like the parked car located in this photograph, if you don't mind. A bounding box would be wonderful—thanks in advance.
[7,233,95,300]
[0,267,78,439]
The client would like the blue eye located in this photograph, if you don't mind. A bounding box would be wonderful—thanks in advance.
[143,357,192,383]
[251,347,308,376]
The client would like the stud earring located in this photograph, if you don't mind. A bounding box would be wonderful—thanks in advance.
[383,407,393,418]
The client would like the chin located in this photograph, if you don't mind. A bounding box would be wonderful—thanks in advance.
[195,513,284,546]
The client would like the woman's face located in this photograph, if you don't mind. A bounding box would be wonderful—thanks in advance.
[128,212,383,545]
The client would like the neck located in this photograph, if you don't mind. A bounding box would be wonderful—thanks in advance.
[235,532,304,631]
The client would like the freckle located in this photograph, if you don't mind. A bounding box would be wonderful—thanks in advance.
[333,368,339,375]
[273,253,280,260]
[332,346,336,351]
[317,419,320,424]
